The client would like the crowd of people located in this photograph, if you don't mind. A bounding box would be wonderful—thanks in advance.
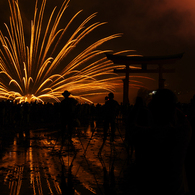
[0,89,194,194]
[129,89,193,195]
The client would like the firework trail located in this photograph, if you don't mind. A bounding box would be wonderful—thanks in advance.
[0,0,149,103]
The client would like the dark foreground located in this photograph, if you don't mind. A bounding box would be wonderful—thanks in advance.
[0,121,136,195]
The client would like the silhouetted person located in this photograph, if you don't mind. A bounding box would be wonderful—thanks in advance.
[185,94,195,194]
[128,96,153,156]
[60,90,78,149]
[103,92,119,142]
[105,96,108,103]
[134,89,191,195]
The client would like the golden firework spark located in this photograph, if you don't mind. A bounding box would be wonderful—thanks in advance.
[0,0,150,103]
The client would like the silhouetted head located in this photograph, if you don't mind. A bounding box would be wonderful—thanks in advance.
[135,96,144,107]
[149,89,177,125]
[62,90,71,98]
[191,94,195,105]
[108,92,114,100]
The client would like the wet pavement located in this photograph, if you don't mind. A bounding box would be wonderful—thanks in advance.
[0,121,137,195]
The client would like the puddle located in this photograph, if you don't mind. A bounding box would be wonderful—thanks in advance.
[0,121,136,194]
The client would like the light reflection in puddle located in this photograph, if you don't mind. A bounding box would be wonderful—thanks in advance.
[0,121,131,194]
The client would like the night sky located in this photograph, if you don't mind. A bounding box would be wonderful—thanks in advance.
[0,0,195,104]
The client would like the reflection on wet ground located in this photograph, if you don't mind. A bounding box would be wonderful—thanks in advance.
[0,121,137,195]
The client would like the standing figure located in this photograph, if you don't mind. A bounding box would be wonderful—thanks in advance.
[103,92,119,142]
[60,90,78,148]
[134,89,192,195]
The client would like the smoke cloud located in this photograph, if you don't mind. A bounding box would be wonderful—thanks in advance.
[0,0,194,102]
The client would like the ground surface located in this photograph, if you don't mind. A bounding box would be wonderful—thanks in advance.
[0,121,136,195]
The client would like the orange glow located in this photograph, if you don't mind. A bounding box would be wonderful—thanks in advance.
[0,0,151,103]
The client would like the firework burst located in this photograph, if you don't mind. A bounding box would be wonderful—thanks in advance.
[0,0,149,103]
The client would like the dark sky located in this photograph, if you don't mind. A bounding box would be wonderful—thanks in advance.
[0,0,195,103]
